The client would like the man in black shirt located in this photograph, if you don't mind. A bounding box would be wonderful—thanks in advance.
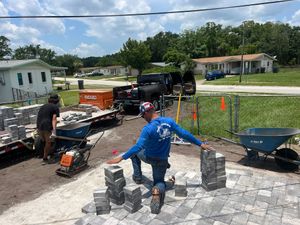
[36,94,60,164]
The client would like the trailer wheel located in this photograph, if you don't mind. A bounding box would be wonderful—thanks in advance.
[34,136,45,158]
[275,148,299,171]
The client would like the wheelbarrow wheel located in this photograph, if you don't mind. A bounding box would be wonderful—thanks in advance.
[275,148,299,171]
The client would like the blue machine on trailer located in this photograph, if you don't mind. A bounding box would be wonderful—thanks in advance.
[55,122,91,151]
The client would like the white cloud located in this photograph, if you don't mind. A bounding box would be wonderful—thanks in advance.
[290,9,300,25]
[71,43,105,57]
[0,1,8,15]
[6,0,65,34]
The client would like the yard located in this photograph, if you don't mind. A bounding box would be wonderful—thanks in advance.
[202,68,300,86]
[175,94,300,139]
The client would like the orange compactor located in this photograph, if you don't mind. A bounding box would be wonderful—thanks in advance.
[79,89,113,110]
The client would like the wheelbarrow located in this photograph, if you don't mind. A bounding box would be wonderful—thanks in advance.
[34,122,91,158]
[215,128,300,171]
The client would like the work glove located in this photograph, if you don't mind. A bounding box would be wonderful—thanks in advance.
[50,130,56,139]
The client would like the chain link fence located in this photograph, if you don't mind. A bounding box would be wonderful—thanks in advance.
[162,94,300,139]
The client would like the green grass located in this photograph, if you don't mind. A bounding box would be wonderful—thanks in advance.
[57,90,79,106]
[203,68,300,86]
[177,94,300,139]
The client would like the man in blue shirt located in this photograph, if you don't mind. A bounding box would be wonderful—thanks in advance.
[107,102,210,214]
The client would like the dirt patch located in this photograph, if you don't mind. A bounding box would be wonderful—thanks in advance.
[0,112,298,215]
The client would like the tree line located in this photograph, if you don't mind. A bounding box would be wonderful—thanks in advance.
[1,21,300,75]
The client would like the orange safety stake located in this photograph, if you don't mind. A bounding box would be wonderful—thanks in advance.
[220,97,226,111]
[192,106,197,121]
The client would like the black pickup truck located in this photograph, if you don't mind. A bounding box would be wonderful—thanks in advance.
[113,71,196,111]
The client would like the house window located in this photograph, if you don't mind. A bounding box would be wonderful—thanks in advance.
[267,62,270,67]
[41,72,46,82]
[17,73,23,86]
[28,72,33,84]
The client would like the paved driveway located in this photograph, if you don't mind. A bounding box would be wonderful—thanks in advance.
[54,77,300,94]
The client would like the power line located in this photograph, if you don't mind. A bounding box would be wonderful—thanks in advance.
[0,0,296,19]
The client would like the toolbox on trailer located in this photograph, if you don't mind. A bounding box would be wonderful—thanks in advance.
[79,89,113,110]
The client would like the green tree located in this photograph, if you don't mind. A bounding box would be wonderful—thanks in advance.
[54,54,80,75]
[120,38,151,75]
[145,31,179,62]
[163,49,187,67]
[0,36,12,59]
[14,44,56,64]
[73,59,83,72]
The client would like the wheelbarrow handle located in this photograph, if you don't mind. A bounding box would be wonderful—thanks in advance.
[224,129,238,136]
[54,135,90,142]
[212,135,244,147]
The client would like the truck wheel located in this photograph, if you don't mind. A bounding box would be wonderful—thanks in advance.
[152,100,160,111]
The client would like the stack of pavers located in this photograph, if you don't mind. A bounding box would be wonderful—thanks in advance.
[201,150,226,191]
[8,125,18,141]
[104,166,126,205]
[14,104,41,125]
[175,178,188,197]
[0,106,15,131]
[123,185,142,213]
[93,188,111,215]
[18,125,26,139]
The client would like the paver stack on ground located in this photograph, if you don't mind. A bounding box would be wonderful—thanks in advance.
[201,149,227,191]
[123,185,142,213]
[93,188,111,215]
[104,165,126,205]
[175,177,188,197]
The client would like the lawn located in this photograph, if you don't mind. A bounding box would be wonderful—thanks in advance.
[177,94,300,139]
[202,68,300,86]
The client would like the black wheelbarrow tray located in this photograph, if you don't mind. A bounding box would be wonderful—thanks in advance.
[216,128,300,171]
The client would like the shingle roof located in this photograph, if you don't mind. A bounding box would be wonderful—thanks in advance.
[193,53,275,64]
[0,59,67,70]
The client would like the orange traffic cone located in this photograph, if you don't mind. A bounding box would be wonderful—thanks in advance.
[192,106,197,121]
[220,97,226,111]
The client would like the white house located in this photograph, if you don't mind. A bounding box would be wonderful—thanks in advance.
[193,53,276,75]
[0,59,67,103]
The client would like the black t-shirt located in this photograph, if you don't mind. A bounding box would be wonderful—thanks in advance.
[37,103,60,131]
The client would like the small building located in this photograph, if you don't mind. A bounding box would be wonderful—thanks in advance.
[193,53,276,75]
[79,65,139,76]
[0,59,67,103]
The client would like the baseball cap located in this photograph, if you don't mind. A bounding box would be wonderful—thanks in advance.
[139,102,155,117]
[49,94,59,103]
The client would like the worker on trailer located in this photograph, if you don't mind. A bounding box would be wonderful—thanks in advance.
[107,102,212,214]
[36,94,60,165]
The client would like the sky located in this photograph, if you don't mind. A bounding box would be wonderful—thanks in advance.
[1,0,300,58]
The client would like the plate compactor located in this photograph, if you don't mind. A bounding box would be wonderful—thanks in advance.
[56,131,104,177]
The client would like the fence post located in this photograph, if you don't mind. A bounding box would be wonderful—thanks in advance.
[228,95,233,138]
[234,95,240,132]
[159,95,163,117]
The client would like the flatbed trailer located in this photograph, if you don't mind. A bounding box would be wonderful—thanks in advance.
[0,109,120,160]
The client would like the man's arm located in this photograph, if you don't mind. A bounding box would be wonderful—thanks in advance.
[107,128,148,164]
[171,119,210,149]
[52,114,57,135]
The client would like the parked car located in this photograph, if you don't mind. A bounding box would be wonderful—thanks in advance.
[74,73,85,78]
[205,70,225,81]
[90,71,104,76]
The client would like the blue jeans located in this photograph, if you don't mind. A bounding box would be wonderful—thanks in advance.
[131,149,168,194]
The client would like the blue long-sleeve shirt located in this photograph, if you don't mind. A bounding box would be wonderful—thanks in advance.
[122,117,202,160]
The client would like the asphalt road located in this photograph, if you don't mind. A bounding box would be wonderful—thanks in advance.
[54,77,300,94]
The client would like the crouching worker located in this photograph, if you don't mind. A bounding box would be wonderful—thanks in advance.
[107,102,211,214]
[36,94,60,165]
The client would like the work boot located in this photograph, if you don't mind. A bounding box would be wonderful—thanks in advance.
[150,186,162,214]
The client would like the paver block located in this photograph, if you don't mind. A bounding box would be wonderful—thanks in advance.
[81,201,96,214]
[104,166,124,181]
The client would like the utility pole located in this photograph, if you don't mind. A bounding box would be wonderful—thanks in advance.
[239,22,245,83]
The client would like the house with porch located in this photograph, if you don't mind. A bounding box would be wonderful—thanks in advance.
[0,59,67,103]
[193,53,276,75]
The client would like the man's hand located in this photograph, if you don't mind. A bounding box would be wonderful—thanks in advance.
[106,156,123,164]
[200,143,215,151]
